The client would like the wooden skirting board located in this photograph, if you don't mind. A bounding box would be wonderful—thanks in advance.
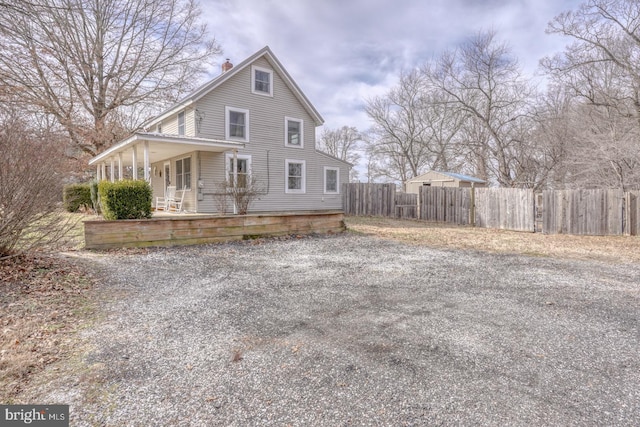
[84,211,345,249]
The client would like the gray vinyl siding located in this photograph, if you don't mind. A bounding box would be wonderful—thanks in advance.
[160,107,194,136]
[197,151,227,213]
[162,114,178,135]
[193,57,349,213]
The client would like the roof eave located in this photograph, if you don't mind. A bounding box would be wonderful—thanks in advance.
[88,133,245,165]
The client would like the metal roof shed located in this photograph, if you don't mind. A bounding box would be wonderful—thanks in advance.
[405,171,487,194]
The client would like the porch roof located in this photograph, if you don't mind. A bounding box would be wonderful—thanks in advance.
[88,132,245,166]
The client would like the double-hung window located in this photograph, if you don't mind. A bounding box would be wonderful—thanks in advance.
[252,66,273,96]
[178,111,185,136]
[285,159,305,193]
[176,157,191,190]
[324,167,339,194]
[225,153,251,188]
[225,106,250,141]
[285,117,303,148]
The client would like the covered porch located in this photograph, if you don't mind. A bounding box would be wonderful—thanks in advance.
[88,132,244,212]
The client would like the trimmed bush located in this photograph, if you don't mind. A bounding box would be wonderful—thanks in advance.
[98,180,152,220]
[63,183,92,212]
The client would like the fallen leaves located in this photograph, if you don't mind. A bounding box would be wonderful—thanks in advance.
[0,254,96,402]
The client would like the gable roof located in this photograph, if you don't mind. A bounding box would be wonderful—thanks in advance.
[407,171,486,184]
[142,46,324,129]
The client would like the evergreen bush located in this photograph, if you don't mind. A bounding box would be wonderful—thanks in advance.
[63,183,92,212]
[98,180,152,220]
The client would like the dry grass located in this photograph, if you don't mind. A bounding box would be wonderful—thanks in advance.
[345,216,640,264]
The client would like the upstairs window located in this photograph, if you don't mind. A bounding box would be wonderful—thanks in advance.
[252,65,273,96]
[225,106,250,141]
[324,167,339,194]
[157,123,162,133]
[176,157,191,190]
[285,117,303,148]
[178,111,185,136]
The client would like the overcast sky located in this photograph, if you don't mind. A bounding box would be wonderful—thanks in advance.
[200,0,583,133]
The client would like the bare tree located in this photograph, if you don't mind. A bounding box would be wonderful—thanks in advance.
[0,0,221,156]
[365,70,435,186]
[0,108,76,259]
[541,0,640,190]
[538,94,640,190]
[318,126,361,181]
[419,81,467,173]
[215,176,264,215]
[425,31,538,187]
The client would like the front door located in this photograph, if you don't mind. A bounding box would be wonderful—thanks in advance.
[164,162,171,196]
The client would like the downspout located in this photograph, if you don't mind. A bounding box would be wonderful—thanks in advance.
[232,149,238,214]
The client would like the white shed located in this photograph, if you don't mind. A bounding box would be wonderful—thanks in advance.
[405,171,487,194]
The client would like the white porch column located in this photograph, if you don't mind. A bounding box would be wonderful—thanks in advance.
[143,140,150,181]
[132,145,138,180]
[110,160,115,183]
[96,164,101,181]
[101,163,106,182]
[118,152,123,181]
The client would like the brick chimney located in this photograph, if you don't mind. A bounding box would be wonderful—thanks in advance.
[221,59,233,73]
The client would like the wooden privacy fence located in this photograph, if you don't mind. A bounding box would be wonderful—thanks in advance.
[343,183,639,235]
[626,191,640,236]
[474,188,535,232]
[342,183,396,217]
[395,192,418,219]
[543,189,623,235]
[342,183,416,219]
[419,187,472,225]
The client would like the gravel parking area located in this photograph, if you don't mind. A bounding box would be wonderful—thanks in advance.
[32,233,640,426]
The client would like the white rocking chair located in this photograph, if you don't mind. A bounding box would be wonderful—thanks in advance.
[169,186,187,213]
[156,186,176,211]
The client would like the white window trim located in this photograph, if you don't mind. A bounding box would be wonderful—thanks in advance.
[251,65,273,97]
[284,116,304,149]
[225,106,250,142]
[324,166,340,194]
[178,111,185,136]
[224,152,252,186]
[285,159,306,194]
[176,156,192,190]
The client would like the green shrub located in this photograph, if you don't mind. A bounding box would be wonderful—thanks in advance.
[63,183,92,212]
[98,180,152,220]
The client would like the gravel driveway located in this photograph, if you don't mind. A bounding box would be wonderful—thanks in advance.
[40,233,640,426]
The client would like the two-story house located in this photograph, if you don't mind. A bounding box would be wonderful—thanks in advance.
[89,46,351,214]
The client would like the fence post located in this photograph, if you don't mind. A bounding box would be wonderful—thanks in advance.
[470,184,476,226]
[624,191,638,236]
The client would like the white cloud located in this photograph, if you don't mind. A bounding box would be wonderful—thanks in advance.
[199,0,582,132]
